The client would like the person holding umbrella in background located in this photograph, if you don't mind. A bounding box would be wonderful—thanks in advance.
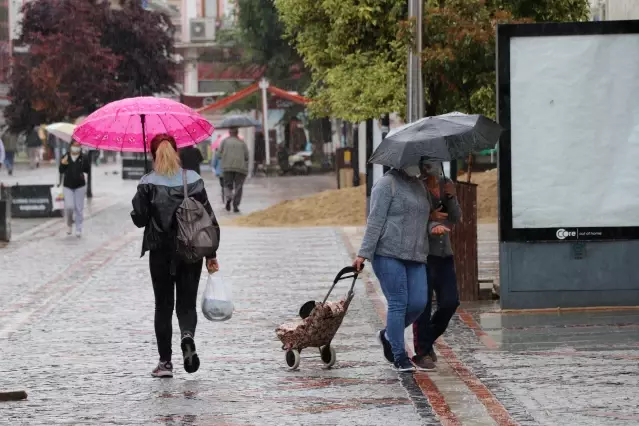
[59,140,90,237]
[411,162,461,371]
[219,127,249,213]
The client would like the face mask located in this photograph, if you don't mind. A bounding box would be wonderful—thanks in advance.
[422,163,442,177]
[71,146,81,154]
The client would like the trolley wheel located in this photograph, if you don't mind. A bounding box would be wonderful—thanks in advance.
[320,345,336,368]
[285,349,301,370]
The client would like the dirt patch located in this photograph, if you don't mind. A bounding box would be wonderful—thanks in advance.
[232,185,367,227]
[467,169,498,223]
[231,170,499,227]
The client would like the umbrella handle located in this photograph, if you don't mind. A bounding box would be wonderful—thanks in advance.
[141,114,148,174]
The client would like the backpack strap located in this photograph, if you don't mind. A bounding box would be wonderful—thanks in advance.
[182,169,188,198]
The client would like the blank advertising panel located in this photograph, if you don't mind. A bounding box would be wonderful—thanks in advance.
[498,23,639,241]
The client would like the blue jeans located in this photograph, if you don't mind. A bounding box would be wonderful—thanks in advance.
[372,255,428,363]
[4,151,15,171]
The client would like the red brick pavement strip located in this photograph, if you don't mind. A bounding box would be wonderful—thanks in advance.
[340,229,524,426]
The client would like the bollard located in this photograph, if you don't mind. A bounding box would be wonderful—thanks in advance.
[0,185,11,242]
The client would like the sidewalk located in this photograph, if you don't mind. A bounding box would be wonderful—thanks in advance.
[0,175,423,425]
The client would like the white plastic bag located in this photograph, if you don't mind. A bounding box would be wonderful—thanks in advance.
[201,273,234,321]
[50,186,64,211]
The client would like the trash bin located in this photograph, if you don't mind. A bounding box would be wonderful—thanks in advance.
[450,182,479,301]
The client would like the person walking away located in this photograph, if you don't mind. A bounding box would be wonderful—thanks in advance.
[212,147,224,202]
[219,128,248,213]
[1,128,19,176]
[59,140,89,237]
[179,145,204,175]
[26,127,42,169]
[412,163,461,370]
[352,161,449,372]
[131,134,220,378]
[0,137,5,172]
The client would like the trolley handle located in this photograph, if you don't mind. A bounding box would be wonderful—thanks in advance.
[322,265,364,304]
[333,265,363,284]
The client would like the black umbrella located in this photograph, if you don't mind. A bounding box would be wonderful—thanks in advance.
[368,112,502,169]
[216,115,260,129]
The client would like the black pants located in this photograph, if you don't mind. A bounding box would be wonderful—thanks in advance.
[412,255,460,356]
[224,171,247,208]
[149,250,203,362]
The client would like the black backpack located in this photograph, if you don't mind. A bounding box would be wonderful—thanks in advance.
[175,170,218,263]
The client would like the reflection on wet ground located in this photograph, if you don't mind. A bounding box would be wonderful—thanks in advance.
[445,302,639,425]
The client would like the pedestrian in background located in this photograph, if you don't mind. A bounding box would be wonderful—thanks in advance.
[59,140,89,237]
[353,160,450,372]
[1,128,19,176]
[131,134,220,379]
[411,163,461,371]
[26,126,42,169]
[219,127,248,213]
[0,136,5,171]
[179,145,204,175]
[212,147,224,202]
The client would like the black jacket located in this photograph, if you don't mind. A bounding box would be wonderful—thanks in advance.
[25,129,42,148]
[130,168,220,258]
[179,146,204,175]
[59,154,89,189]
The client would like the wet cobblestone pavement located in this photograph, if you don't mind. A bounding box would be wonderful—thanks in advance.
[3,168,639,425]
[0,172,422,425]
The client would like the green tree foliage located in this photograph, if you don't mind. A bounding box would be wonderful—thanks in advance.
[5,0,177,131]
[276,0,408,122]
[236,0,307,89]
[276,0,592,121]
[491,0,590,22]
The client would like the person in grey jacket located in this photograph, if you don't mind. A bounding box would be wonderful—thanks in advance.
[411,162,462,370]
[353,163,449,372]
[219,128,249,213]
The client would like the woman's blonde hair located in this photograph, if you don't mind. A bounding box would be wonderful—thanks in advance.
[150,133,181,176]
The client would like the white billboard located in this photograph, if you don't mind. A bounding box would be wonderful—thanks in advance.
[510,33,639,228]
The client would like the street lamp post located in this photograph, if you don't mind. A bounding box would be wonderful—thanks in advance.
[259,78,271,166]
[407,0,424,123]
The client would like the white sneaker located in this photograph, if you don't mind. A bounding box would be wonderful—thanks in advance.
[151,361,173,378]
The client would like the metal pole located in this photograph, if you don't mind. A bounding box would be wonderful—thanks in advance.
[407,0,424,123]
[259,78,271,166]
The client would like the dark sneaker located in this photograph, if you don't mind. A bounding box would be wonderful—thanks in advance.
[233,207,240,213]
[376,330,394,363]
[428,348,438,363]
[412,355,436,371]
[393,358,416,373]
[225,201,232,212]
[181,333,200,374]
[151,361,173,378]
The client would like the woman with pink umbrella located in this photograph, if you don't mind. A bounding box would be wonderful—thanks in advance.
[73,97,220,378]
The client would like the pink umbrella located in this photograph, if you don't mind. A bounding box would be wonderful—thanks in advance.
[72,97,214,171]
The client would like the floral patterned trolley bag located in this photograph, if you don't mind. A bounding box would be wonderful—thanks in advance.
[275,266,362,370]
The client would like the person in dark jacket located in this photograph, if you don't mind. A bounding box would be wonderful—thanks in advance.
[131,133,220,379]
[411,162,462,371]
[59,140,90,237]
[1,128,19,175]
[179,145,204,175]
[25,127,42,169]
